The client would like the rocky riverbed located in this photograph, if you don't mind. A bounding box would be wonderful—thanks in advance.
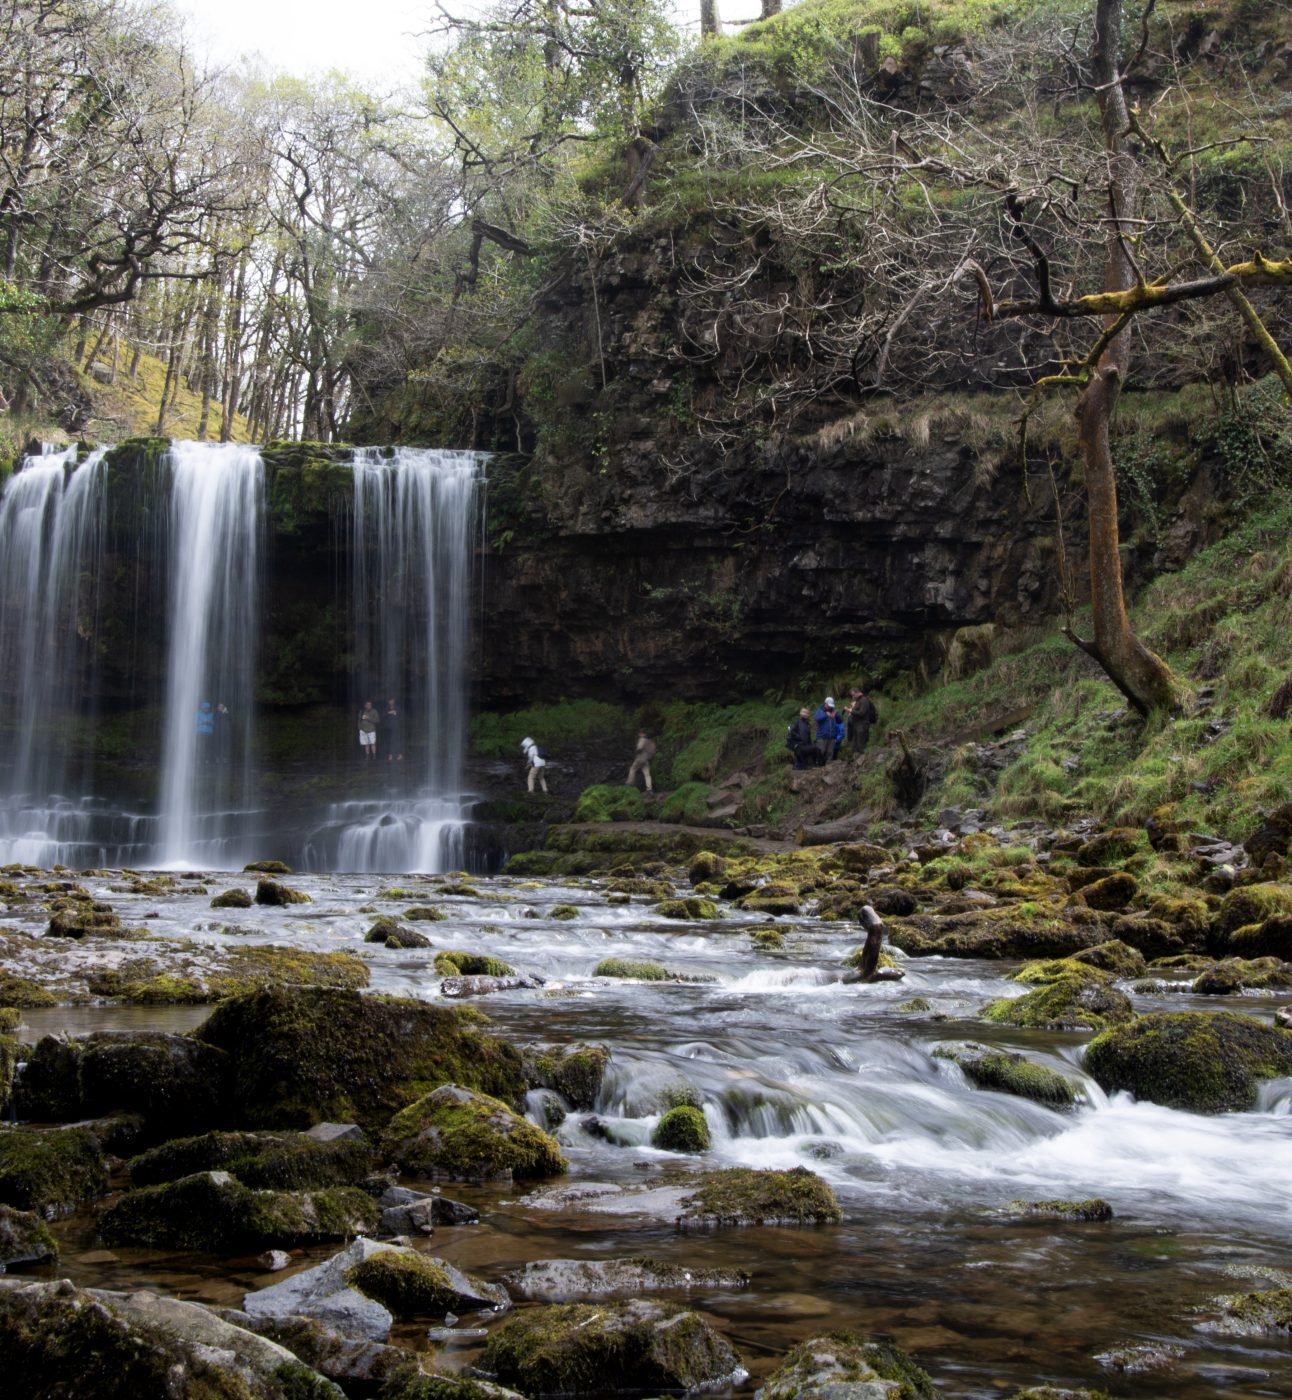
[1,817,1291,1398]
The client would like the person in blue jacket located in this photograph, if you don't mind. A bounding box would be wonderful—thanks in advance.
[196,700,215,766]
[834,707,846,760]
[814,697,838,766]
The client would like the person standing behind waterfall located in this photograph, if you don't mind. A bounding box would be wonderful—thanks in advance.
[196,701,215,765]
[521,736,548,793]
[358,700,379,760]
[213,702,232,765]
[384,698,403,763]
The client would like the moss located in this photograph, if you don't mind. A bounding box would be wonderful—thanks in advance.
[193,986,526,1132]
[255,879,313,906]
[760,1332,935,1400]
[897,997,933,1012]
[0,977,55,1007]
[1070,939,1148,978]
[211,888,253,909]
[688,851,729,886]
[245,860,293,875]
[1076,828,1144,865]
[659,782,712,825]
[982,968,1134,1031]
[1004,1199,1114,1222]
[678,1166,841,1227]
[655,897,718,920]
[0,1127,107,1218]
[47,905,123,938]
[0,1202,58,1264]
[481,1301,741,1395]
[365,920,431,949]
[1216,883,1292,938]
[345,1251,500,1318]
[1213,1287,1292,1334]
[213,947,370,995]
[737,891,801,916]
[1073,873,1139,911]
[549,904,580,920]
[383,1083,567,1180]
[503,851,564,876]
[751,925,786,949]
[593,958,714,983]
[1085,1011,1292,1113]
[651,1106,711,1152]
[573,784,646,823]
[434,951,516,978]
[128,1130,374,1190]
[403,905,448,922]
[934,1044,1077,1109]
[101,1170,379,1250]
[529,1043,610,1108]
[1229,914,1292,959]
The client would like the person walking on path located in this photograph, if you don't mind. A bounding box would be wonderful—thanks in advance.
[358,700,379,760]
[787,708,816,769]
[814,697,838,766]
[847,687,879,756]
[521,736,548,793]
[384,698,404,763]
[625,730,656,791]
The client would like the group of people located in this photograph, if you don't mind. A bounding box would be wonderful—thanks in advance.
[787,688,878,770]
[357,699,404,762]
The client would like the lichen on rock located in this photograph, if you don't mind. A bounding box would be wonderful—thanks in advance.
[678,1167,841,1227]
[758,1330,935,1400]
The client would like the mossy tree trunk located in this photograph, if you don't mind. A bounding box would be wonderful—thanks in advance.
[1069,0,1184,717]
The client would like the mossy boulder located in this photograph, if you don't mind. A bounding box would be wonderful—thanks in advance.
[481,1300,741,1395]
[573,785,646,823]
[0,978,55,1008]
[1228,914,1292,960]
[735,888,801,916]
[14,1031,230,1134]
[129,1130,374,1190]
[46,904,122,938]
[527,1044,610,1108]
[655,897,719,920]
[211,887,253,909]
[403,905,448,922]
[982,967,1134,1031]
[0,1203,58,1265]
[1085,1011,1292,1112]
[549,905,579,920]
[246,861,293,875]
[760,1331,935,1400]
[1210,1286,1292,1334]
[1107,915,1188,960]
[434,951,516,978]
[1193,957,1292,995]
[1070,940,1148,979]
[1215,883,1292,940]
[364,918,431,948]
[1076,828,1143,866]
[192,986,526,1133]
[888,909,1104,961]
[1002,1198,1114,1222]
[897,997,933,1012]
[678,1167,841,1227]
[346,1250,508,1318]
[0,1127,108,1218]
[0,1278,343,1399]
[255,879,313,906]
[592,958,713,983]
[382,1084,566,1180]
[650,1106,711,1152]
[833,843,893,873]
[933,1044,1077,1109]
[1145,895,1211,937]
[101,1170,380,1250]
[688,851,729,886]
[1073,873,1139,912]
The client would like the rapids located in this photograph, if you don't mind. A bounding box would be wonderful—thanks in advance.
[14,868,1292,1398]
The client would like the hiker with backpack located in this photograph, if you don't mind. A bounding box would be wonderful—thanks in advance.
[521,736,549,793]
[625,730,656,791]
[847,687,879,756]
[786,708,816,769]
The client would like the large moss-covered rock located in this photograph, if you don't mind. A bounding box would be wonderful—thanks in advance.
[13,1031,230,1133]
[365,918,432,949]
[383,1084,566,1180]
[0,1126,107,1218]
[1073,873,1138,912]
[192,986,526,1133]
[481,1300,741,1394]
[651,1106,711,1152]
[1228,914,1292,960]
[888,910,1104,960]
[655,897,719,920]
[346,1249,508,1318]
[1215,883,1292,940]
[759,1331,935,1400]
[1085,1011,1292,1113]
[255,878,313,906]
[0,1278,343,1399]
[129,1130,374,1189]
[434,950,515,977]
[1070,940,1148,979]
[101,1170,380,1250]
[678,1167,841,1227]
[933,1044,1077,1109]
[0,1204,57,1266]
[982,966,1134,1031]
[1209,1286,1292,1335]
[593,958,713,983]
[526,1043,610,1108]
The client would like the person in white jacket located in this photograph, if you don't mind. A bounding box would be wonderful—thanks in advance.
[521,737,548,793]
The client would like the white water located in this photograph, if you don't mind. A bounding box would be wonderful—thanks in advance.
[314,446,485,872]
[156,442,264,868]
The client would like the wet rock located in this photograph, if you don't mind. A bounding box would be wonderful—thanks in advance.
[245,861,292,875]
[1228,913,1292,960]
[402,904,447,922]
[1215,883,1292,942]
[346,1248,507,1317]
[1243,804,1292,864]
[503,1257,750,1302]
[866,886,919,916]
[1072,873,1139,912]
[46,904,123,938]
[127,1129,374,1189]
[211,888,253,909]
[377,1183,479,1234]
[481,1299,743,1395]
[1006,1387,1112,1399]
[0,1277,343,1398]
[244,1237,399,1342]
[655,897,719,919]
[833,843,894,873]
[759,1331,935,1400]
[982,964,1134,1032]
[888,909,1104,960]
[1193,958,1292,995]
[254,878,313,906]
[933,1043,1077,1109]
[1002,1198,1114,1222]
[364,918,431,948]
[382,1083,566,1181]
[441,973,545,997]
[1085,1011,1292,1113]
[15,1031,230,1135]
[688,851,729,886]
[1108,915,1189,959]
[1277,1005,1292,1029]
[101,1170,379,1250]
[1094,1340,1184,1373]
[1207,1286,1292,1334]
[259,1249,292,1271]
[593,958,714,982]
[1069,939,1148,979]
[192,986,526,1132]
[650,1105,711,1152]
[0,1203,58,1265]
[677,1167,841,1227]
[897,997,933,1013]
[0,1126,108,1218]
[525,1043,610,1108]
[222,1308,415,1390]
[433,950,516,977]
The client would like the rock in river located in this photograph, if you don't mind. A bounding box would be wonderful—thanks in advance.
[758,1331,935,1400]
[382,1083,566,1181]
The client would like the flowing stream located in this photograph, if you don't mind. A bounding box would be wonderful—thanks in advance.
[14,870,1292,1398]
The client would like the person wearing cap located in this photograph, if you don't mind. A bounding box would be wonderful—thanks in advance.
[813,696,838,766]
[625,730,656,791]
[521,736,548,793]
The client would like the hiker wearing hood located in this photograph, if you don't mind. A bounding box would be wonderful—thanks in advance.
[521,737,548,793]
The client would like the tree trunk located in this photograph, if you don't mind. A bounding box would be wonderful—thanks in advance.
[1069,0,1183,716]
[760,0,782,17]
[700,0,721,39]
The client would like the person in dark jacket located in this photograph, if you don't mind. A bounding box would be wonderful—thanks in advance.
[813,697,838,766]
[787,708,815,769]
[847,687,879,756]
[384,698,403,763]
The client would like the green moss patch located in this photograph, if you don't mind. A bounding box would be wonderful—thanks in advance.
[434,951,516,978]
[527,1044,610,1108]
[383,1083,566,1180]
[934,1044,1077,1109]
[678,1167,841,1227]
[593,959,714,983]
[128,1130,374,1190]
[0,1127,107,1218]
[1002,1198,1114,1222]
[651,1106,711,1152]
[574,785,646,823]
[655,897,718,920]
[761,1331,935,1400]
[346,1250,507,1317]
[982,968,1134,1031]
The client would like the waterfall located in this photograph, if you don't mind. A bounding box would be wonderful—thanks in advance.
[0,445,113,865]
[155,442,264,868]
[305,446,485,873]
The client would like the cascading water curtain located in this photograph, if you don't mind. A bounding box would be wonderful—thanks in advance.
[156,442,264,867]
[0,446,109,865]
